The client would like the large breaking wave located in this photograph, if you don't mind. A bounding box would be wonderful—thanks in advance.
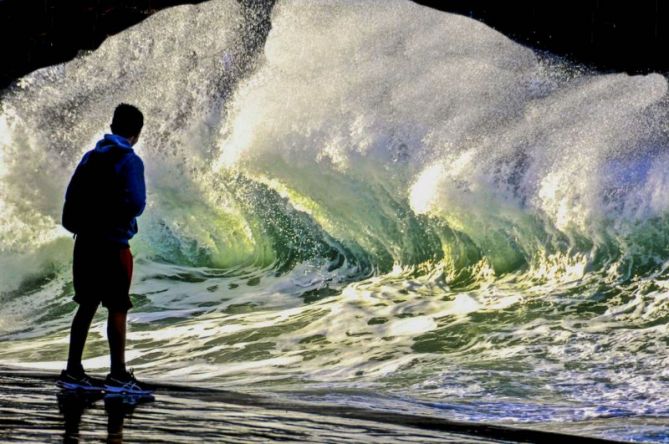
[1,1,669,441]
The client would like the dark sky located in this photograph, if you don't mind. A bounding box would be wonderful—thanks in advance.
[1,0,667,90]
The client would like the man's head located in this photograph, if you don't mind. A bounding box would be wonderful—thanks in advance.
[111,104,144,145]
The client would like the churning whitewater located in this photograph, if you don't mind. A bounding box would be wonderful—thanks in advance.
[1,0,669,441]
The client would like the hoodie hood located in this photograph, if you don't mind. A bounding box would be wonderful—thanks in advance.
[94,133,134,154]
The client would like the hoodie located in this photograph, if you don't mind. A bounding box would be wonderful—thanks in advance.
[64,134,146,245]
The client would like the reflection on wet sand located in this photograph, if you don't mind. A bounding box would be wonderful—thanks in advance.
[57,391,154,443]
[0,373,471,443]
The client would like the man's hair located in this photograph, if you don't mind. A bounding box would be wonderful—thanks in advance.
[111,103,144,138]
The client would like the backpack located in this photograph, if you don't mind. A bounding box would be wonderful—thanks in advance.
[62,149,131,235]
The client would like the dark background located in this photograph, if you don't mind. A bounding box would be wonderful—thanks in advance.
[0,0,667,90]
[415,0,669,73]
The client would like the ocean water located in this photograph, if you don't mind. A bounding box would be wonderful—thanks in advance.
[1,0,668,441]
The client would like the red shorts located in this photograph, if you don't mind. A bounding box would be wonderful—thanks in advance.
[72,237,134,311]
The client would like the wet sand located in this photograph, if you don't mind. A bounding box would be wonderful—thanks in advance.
[0,368,625,443]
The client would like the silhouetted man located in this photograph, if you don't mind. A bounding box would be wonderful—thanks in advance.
[57,104,150,395]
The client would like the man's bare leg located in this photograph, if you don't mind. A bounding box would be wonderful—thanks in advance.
[105,307,151,394]
[107,310,127,376]
[66,303,99,374]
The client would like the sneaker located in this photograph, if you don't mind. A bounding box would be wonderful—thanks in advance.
[104,370,153,395]
[56,369,105,392]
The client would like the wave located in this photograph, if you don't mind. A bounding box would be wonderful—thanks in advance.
[0,0,668,292]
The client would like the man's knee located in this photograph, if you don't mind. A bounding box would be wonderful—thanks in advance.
[107,309,128,328]
[75,302,99,318]
[107,307,128,316]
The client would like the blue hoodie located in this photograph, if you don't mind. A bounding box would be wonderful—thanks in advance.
[64,134,146,245]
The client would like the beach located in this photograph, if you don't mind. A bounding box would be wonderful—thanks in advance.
[0,369,630,443]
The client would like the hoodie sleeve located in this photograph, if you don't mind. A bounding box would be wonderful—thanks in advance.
[119,154,146,218]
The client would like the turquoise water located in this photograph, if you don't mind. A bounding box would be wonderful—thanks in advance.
[1,1,668,441]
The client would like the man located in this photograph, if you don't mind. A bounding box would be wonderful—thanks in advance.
[57,104,150,395]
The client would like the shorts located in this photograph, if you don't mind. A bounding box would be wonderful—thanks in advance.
[72,236,134,312]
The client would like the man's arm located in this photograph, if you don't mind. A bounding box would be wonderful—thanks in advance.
[119,155,146,218]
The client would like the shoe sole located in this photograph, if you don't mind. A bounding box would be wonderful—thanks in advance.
[104,384,153,395]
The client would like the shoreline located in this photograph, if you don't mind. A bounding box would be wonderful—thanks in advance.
[0,367,625,443]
